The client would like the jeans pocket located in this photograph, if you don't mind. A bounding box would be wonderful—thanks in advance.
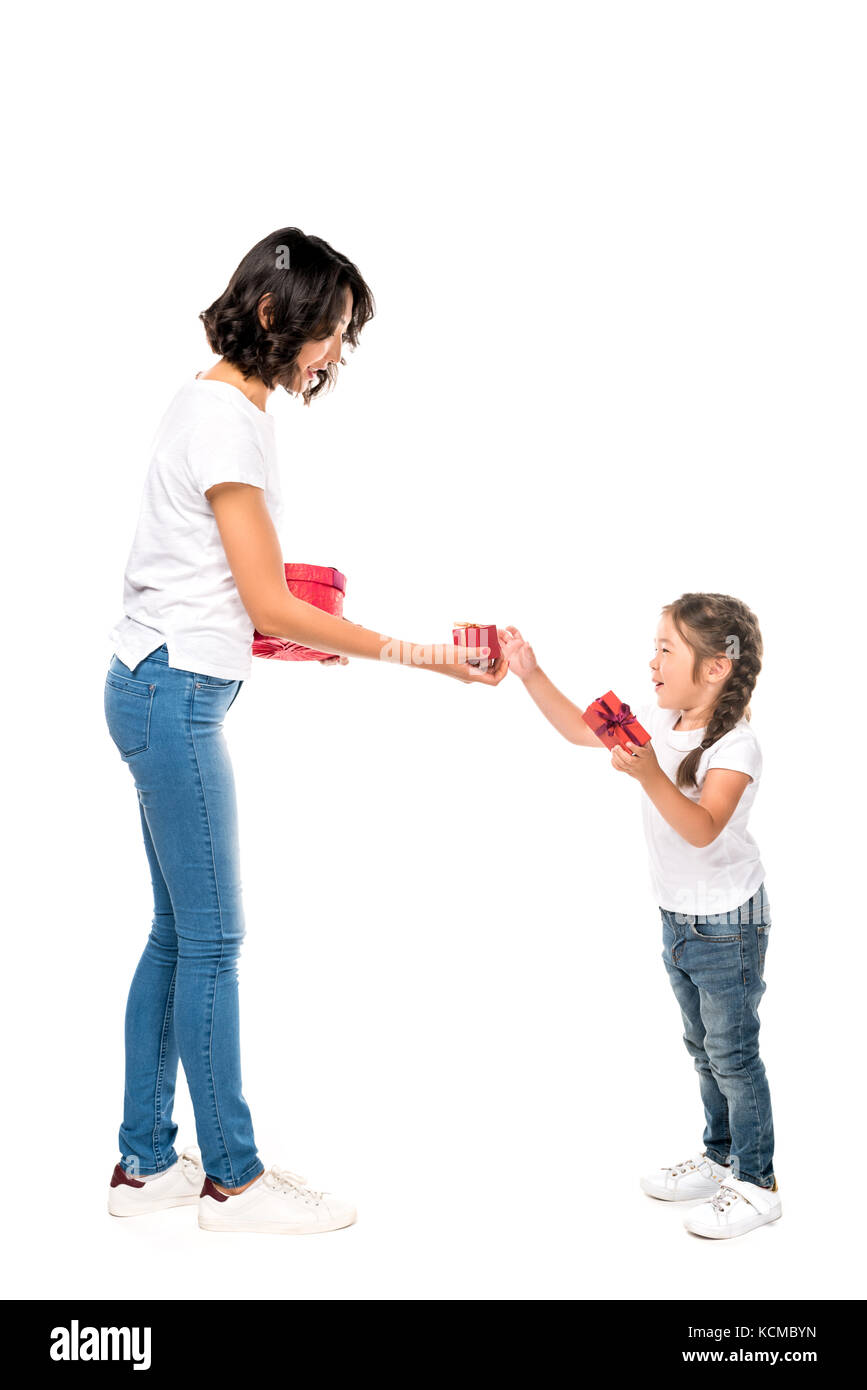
[757,924,771,974]
[194,674,243,709]
[104,670,155,758]
[689,918,742,944]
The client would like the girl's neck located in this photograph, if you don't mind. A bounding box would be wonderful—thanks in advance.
[674,702,714,732]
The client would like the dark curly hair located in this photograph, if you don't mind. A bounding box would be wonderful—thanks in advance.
[199,227,375,404]
[662,592,763,792]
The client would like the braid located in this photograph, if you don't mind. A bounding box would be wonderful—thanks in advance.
[663,593,763,792]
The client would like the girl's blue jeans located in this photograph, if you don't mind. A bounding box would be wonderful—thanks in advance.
[103,643,265,1189]
[660,881,775,1188]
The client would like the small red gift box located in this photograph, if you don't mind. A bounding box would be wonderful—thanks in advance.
[582,690,651,748]
[452,622,501,672]
[252,563,346,661]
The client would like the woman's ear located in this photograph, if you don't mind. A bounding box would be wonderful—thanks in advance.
[257,293,274,331]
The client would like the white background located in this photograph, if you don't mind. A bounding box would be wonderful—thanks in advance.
[3,0,865,1300]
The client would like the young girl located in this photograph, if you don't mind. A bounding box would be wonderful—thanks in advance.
[498,592,780,1240]
[104,226,506,1237]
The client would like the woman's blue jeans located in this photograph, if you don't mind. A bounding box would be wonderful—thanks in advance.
[103,643,265,1189]
[660,881,775,1188]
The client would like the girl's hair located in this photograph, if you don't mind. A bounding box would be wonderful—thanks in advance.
[199,227,375,404]
[662,592,763,791]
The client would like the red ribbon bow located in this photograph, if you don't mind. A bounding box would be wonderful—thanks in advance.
[594,699,638,741]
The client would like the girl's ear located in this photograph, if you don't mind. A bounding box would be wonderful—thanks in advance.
[705,652,733,687]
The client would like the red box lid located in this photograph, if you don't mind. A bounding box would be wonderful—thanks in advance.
[283,563,346,593]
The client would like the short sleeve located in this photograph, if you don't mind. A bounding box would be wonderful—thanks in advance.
[187,412,267,496]
[705,727,762,783]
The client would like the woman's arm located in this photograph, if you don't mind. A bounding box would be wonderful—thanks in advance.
[207,482,504,683]
[498,627,607,747]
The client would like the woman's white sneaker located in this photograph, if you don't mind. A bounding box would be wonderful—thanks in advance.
[108,1146,204,1216]
[198,1164,357,1235]
[683,1175,781,1238]
[640,1152,731,1201]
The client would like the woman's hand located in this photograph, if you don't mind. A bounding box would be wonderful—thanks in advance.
[497,626,537,681]
[610,739,660,786]
[445,649,510,687]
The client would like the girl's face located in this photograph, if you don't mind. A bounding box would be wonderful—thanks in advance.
[649,618,730,718]
[292,287,354,391]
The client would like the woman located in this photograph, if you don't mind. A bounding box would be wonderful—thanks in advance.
[104,226,507,1237]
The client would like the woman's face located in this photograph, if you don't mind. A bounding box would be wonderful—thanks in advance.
[293,287,354,391]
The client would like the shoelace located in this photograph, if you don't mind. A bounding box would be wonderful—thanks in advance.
[710,1184,750,1214]
[666,1158,700,1176]
[263,1165,324,1203]
[665,1156,724,1181]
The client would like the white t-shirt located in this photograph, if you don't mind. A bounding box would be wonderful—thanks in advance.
[634,700,765,917]
[108,376,284,680]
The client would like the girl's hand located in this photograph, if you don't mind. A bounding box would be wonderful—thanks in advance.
[610,740,659,785]
[497,626,537,681]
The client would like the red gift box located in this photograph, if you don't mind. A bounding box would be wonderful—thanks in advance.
[252,563,346,661]
[583,690,651,749]
[452,622,501,672]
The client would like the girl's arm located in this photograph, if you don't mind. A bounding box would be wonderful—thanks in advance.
[499,627,607,748]
[610,742,753,848]
[208,482,505,684]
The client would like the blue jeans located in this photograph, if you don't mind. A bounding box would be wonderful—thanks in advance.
[660,881,775,1188]
[103,643,265,1189]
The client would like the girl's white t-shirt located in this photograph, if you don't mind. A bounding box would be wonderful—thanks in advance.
[108,376,284,681]
[634,700,765,917]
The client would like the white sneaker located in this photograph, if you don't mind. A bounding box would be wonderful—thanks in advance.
[108,1146,204,1216]
[684,1175,781,1239]
[198,1164,357,1235]
[640,1152,731,1201]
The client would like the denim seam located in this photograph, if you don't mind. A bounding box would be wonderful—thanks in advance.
[736,936,765,1185]
[151,962,177,1171]
[189,681,236,1188]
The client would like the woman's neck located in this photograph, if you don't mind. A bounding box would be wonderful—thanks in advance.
[198,360,272,413]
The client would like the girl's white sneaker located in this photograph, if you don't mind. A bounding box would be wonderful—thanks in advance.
[198,1164,357,1235]
[683,1175,781,1238]
[108,1147,204,1216]
[640,1152,731,1201]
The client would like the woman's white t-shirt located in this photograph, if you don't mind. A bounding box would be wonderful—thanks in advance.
[634,701,765,918]
[108,376,284,681]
